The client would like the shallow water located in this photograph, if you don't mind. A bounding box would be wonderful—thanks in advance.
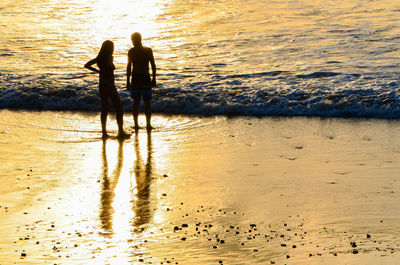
[1,0,400,116]
[1,110,400,264]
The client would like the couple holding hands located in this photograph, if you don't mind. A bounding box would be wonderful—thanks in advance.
[85,32,156,138]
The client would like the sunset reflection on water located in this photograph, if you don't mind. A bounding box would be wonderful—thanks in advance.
[1,0,400,262]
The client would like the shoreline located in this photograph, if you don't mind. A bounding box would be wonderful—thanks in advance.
[3,108,400,121]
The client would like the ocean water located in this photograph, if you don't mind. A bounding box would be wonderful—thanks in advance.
[0,0,399,117]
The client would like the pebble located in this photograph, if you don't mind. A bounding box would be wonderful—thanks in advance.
[9,201,396,264]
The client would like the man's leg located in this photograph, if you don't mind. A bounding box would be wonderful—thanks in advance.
[144,99,152,129]
[132,98,141,130]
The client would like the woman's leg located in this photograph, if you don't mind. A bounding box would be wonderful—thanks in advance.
[100,92,109,137]
[109,89,125,135]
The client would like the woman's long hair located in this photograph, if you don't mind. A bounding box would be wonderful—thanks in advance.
[97,40,114,67]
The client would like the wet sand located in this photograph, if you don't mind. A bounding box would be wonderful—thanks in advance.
[1,110,400,264]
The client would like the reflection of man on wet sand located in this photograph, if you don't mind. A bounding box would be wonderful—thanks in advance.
[131,131,153,228]
[126,32,157,131]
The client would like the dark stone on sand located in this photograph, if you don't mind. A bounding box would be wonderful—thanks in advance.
[21,253,26,257]
[281,244,287,247]
[174,226,180,231]
[182,224,188,228]
[352,249,359,254]
[181,237,186,241]
[367,234,371,238]
[292,245,297,248]
[350,242,357,248]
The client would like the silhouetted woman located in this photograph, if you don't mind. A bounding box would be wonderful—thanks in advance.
[85,40,128,138]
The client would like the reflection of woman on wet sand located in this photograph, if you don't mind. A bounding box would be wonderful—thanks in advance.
[131,131,153,228]
[99,139,124,234]
[84,40,128,139]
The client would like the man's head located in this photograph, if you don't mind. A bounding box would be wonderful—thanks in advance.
[131,32,142,46]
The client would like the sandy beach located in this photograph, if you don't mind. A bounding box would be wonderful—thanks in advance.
[1,110,400,264]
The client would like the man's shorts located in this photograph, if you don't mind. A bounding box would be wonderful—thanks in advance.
[130,73,152,100]
[130,88,152,100]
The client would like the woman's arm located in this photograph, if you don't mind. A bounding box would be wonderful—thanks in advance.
[84,58,100,73]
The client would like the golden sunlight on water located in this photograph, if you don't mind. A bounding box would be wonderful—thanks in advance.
[87,0,166,51]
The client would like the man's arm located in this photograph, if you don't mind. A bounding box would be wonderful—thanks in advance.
[126,51,132,89]
[149,49,156,87]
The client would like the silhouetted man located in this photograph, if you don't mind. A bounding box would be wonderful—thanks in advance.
[126,32,156,130]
